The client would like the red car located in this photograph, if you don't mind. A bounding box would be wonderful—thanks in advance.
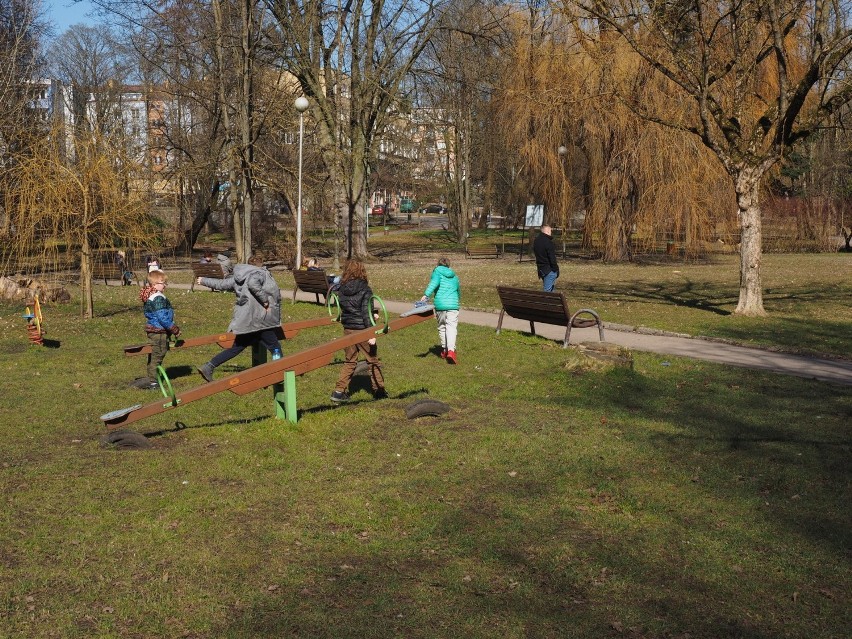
[371,204,387,215]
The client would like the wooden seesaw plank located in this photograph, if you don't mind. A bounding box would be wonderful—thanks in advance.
[101,309,434,429]
[122,316,335,356]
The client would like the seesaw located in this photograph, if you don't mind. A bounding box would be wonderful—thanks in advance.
[100,300,435,430]
[122,315,335,356]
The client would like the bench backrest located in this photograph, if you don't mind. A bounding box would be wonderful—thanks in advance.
[91,262,123,277]
[192,263,226,279]
[496,286,571,327]
[293,269,329,290]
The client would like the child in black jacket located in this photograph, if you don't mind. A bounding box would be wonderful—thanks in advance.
[331,260,386,402]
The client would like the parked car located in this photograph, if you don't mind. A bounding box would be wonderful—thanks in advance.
[371,204,386,215]
[419,203,447,214]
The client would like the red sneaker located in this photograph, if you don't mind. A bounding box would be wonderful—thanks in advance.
[446,350,457,364]
[440,348,447,359]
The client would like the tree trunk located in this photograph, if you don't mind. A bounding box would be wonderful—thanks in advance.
[449,110,471,243]
[80,221,93,319]
[734,169,767,316]
[348,136,369,258]
[236,0,254,260]
[176,180,219,253]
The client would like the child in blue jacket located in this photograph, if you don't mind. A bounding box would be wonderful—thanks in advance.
[141,269,180,389]
[420,257,461,364]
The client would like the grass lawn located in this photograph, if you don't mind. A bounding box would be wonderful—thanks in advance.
[0,282,849,638]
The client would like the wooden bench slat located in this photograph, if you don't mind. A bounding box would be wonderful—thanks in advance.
[502,309,572,326]
[292,269,333,304]
[91,262,136,285]
[465,245,501,259]
[190,263,227,291]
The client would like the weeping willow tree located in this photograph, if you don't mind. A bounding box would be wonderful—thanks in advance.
[578,35,733,260]
[571,0,852,315]
[7,126,156,318]
[495,7,730,261]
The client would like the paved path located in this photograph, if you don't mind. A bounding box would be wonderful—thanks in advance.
[284,288,852,386]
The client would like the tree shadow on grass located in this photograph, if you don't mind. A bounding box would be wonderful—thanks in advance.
[708,316,852,357]
[565,366,851,559]
[209,474,791,639]
[566,279,848,321]
[569,279,737,315]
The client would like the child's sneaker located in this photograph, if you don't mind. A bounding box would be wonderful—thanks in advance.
[330,390,351,403]
[440,348,447,359]
[197,362,214,382]
[446,350,457,364]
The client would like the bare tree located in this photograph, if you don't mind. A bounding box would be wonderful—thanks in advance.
[95,0,272,261]
[49,25,133,135]
[417,1,509,243]
[570,0,852,315]
[211,0,269,261]
[119,0,230,253]
[265,0,446,259]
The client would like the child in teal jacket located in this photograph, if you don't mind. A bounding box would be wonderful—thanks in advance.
[420,257,461,364]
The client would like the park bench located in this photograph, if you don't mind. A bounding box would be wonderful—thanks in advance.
[91,261,135,286]
[190,262,227,291]
[465,245,501,259]
[495,286,605,348]
[292,268,333,304]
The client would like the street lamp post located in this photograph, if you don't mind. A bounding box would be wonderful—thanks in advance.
[558,145,568,256]
[294,96,309,268]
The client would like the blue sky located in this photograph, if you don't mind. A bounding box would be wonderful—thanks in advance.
[45,0,100,34]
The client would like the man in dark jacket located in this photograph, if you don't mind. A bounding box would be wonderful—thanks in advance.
[533,225,559,292]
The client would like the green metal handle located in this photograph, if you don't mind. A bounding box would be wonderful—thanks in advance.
[370,295,389,334]
[327,292,341,322]
[156,365,180,407]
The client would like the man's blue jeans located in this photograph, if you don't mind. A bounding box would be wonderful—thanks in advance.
[542,271,558,292]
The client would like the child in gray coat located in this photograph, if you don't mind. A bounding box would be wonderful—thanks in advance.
[196,255,282,382]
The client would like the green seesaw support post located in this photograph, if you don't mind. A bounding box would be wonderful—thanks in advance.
[275,372,297,423]
[251,343,297,424]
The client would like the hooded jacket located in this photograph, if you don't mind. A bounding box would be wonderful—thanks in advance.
[200,264,281,334]
[337,278,374,330]
[143,291,176,334]
[216,253,233,276]
[423,265,460,311]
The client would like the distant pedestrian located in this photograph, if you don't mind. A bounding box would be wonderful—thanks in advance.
[116,250,133,286]
[420,257,460,364]
[533,225,559,292]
